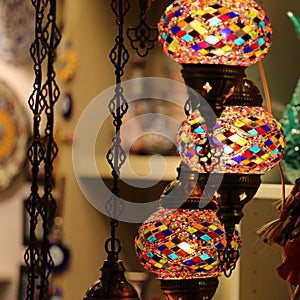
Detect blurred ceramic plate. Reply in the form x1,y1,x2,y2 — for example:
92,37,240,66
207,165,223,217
0,0,34,65
0,80,30,190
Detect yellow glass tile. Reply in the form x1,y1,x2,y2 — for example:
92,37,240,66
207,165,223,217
168,44,178,53
249,8,259,19
236,138,248,146
229,24,240,32
215,133,226,141
253,158,263,164
234,120,245,127
222,45,232,52
158,224,168,231
204,7,217,14
178,242,195,254
199,49,209,55
212,49,224,56
190,20,208,35
261,153,269,160
242,25,252,33
241,117,251,124
248,30,257,38
195,9,206,16
154,262,163,269
255,49,262,57
209,224,218,231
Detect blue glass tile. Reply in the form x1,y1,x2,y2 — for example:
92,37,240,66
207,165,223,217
234,37,245,46
158,244,167,251
215,228,223,235
265,139,273,146
227,12,238,18
200,234,212,241
196,145,203,152
216,243,224,250
248,128,258,136
184,259,194,266
162,32,168,41
163,229,172,236
148,235,157,243
232,155,245,163
257,37,265,46
244,46,253,53
147,252,154,258
200,253,210,260
195,127,205,134
208,16,222,26
220,27,232,36
250,144,261,153
171,25,181,34
192,44,201,51
182,34,193,42
262,125,270,132
168,253,179,260
259,20,266,28
174,10,182,17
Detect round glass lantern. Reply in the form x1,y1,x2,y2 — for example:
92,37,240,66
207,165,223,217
135,208,241,280
177,106,286,174
158,0,272,65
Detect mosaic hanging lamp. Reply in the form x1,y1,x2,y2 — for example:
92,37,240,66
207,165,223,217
134,1,285,297
135,166,242,300
155,0,285,243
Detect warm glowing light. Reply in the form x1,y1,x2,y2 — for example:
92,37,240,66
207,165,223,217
135,208,241,279
158,0,272,65
177,106,286,173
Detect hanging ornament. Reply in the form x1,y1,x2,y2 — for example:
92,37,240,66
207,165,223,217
257,178,300,299
0,80,30,190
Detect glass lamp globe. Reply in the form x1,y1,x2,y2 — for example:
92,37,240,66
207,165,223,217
177,105,286,174
158,0,272,66
135,208,241,280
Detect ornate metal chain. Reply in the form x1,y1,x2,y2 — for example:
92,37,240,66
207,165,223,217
127,0,158,57
24,0,61,298
105,0,130,258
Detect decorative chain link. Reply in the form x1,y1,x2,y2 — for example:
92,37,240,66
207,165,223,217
105,0,131,256
25,0,61,298
127,0,158,57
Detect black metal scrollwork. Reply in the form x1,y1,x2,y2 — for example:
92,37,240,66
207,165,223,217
105,0,131,257
127,0,158,57
25,0,61,299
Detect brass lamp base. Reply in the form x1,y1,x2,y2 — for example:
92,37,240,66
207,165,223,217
83,259,140,300
160,277,219,300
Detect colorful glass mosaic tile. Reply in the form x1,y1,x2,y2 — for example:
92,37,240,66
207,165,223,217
135,208,241,279
157,0,272,66
176,106,286,173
